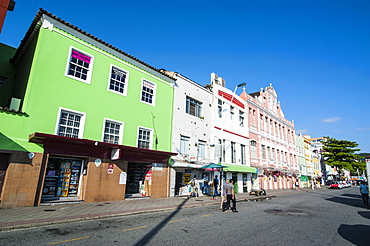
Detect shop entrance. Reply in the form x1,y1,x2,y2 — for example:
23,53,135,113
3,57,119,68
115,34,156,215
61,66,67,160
42,157,84,199
126,162,152,196
174,172,183,195
0,153,10,197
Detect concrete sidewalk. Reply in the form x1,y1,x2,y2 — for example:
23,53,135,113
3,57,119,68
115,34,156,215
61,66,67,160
0,188,316,231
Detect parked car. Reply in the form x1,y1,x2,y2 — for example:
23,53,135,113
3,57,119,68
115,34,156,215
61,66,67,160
330,181,343,189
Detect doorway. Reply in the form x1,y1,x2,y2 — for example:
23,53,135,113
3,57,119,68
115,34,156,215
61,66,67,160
0,154,10,198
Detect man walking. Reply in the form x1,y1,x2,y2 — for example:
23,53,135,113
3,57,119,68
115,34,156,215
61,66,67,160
359,181,369,206
222,179,237,212
220,179,229,209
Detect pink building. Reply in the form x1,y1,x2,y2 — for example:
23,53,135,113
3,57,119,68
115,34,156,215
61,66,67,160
240,84,298,190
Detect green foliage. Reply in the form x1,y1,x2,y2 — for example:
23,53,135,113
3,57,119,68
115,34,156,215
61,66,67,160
322,136,364,174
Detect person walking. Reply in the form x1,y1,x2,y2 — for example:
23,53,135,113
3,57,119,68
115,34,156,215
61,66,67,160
220,179,229,209
359,181,369,206
295,178,299,190
188,175,199,198
222,179,238,212
213,175,219,198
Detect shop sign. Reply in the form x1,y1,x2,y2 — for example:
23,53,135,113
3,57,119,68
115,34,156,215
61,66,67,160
119,172,127,184
94,159,102,168
111,148,120,160
107,163,114,174
152,163,163,171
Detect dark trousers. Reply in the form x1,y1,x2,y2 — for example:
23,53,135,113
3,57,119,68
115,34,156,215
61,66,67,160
223,194,236,211
361,193,369,205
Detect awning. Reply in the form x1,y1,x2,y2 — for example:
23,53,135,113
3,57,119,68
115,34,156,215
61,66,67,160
29,132,177,164
171,161,203,169
223,163,257,173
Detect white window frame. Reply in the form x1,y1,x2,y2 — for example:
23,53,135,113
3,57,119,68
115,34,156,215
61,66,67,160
55,107,86,139
197,140,206,158
140,79,156,106
101,118,124,145
241,144,246,165
180,135,190,155
65,47,94,84
137,126,153,149
250,141,257,158
231,141,236,163
107,64,129,96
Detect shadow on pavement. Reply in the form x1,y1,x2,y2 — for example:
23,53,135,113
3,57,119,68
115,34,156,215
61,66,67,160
341,193,362,199
133,198,189,246
338,224,370,246
358,211,370,220
325,196,365,209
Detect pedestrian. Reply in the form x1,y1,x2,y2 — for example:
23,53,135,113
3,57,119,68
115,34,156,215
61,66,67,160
222,179,238,212
188,175,198,198
213,175,219,198
359,181,369,206
220,179,229,209
295,178,299,190
203,176,209,195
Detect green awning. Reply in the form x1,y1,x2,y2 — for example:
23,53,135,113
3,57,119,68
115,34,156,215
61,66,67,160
222,164,257,173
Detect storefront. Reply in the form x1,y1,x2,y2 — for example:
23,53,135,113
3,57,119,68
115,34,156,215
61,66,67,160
222,164,256,194
42,157,84,200
27,132,177,206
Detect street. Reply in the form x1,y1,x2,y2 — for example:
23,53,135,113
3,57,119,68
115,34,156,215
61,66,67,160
0,187,369,246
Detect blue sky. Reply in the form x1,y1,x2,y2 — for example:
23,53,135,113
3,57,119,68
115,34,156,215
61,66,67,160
2,0,370,153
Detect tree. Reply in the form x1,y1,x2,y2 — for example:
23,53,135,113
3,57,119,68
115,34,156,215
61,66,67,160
322,137,363,174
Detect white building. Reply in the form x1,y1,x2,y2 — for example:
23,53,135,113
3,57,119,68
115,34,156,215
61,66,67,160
161,71,214,197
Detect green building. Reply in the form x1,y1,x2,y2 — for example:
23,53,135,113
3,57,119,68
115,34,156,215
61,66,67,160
0,9,176,208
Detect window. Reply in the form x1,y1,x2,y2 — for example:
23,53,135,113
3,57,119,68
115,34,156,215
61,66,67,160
103,119,123,144
109,66,128,95
0,76,6,86
261,145,266,159
137,127,152,149
66,48,93,83
218,100,223,118
198,140,206,158
230,106,234,120
231,142,236,163
216,139,223,162
241,144,246,164
180,135,190,155
239,111,244,127
141,80,156,105
57,109,85,138
186,96,202,117
250,140,257,158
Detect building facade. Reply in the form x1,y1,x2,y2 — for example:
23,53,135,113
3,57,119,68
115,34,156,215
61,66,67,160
240,84,298,190
0,9,176,208
210,73,256,194
162,71,214,197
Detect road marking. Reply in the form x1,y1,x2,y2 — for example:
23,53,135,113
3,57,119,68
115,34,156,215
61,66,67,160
49,236,90,245
199,214,213,217
122,226,148,232
168,219,186,223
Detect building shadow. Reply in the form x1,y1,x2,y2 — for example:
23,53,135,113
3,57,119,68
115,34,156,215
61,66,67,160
325,195,365,209
133,198,190,246
338,224,370,246
341,193,362,199
358,211,370,220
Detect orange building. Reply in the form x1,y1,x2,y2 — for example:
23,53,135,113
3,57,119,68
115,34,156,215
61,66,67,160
0,0,15,33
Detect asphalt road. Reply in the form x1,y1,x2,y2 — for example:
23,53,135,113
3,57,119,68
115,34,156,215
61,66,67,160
0,186,369,246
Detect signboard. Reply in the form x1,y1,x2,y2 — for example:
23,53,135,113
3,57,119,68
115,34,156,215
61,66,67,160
119,172,127,184
107,163,114,174
111,149,120,160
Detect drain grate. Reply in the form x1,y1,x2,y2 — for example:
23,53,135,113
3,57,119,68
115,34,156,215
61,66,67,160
43,209,56,212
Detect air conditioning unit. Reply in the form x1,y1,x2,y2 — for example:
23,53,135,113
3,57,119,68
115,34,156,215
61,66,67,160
9,97,21,111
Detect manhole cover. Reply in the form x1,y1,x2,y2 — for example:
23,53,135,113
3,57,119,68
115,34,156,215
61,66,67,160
264,209,308,216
